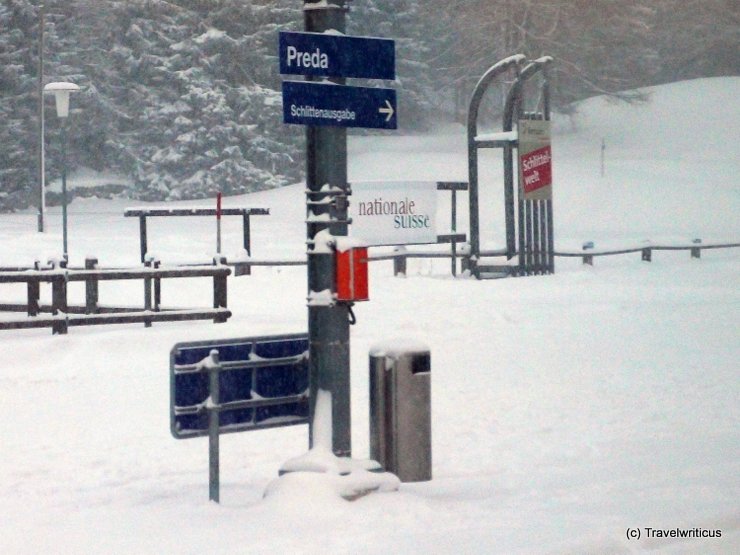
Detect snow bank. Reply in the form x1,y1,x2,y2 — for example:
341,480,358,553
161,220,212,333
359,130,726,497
0,77,738,554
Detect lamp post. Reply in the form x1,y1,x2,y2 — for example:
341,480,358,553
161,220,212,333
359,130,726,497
44,81,79,262
38,5,45,232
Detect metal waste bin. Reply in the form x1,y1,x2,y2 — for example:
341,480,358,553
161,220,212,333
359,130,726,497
369,341,431,482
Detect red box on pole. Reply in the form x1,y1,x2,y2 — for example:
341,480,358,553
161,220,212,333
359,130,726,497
336,247,369,302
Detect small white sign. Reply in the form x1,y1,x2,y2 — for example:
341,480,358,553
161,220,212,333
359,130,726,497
350,181,437,246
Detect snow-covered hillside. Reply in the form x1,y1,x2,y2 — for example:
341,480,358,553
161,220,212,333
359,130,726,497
0,78,738,554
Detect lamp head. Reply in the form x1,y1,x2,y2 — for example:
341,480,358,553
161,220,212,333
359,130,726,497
44,82,80,118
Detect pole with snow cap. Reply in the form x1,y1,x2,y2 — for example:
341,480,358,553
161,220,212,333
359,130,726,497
38,5,45,233
216,192,222,254
304,0,352,457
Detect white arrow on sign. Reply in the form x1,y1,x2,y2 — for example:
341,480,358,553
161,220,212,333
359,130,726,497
379,100,394,122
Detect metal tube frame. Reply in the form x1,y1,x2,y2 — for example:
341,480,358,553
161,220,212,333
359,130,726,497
467,55,526,278
505,59,553,277
466,57,553,278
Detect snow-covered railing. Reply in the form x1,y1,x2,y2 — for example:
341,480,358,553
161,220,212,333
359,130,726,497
365,238,738,276
470,240,740,275
556,240,740,266
224,242,469,278
124,206,269,275
0,256,230,334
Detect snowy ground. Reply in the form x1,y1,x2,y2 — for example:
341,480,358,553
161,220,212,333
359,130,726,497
0,78,738,554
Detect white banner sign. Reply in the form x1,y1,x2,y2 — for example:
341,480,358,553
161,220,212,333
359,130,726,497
349,181,438,246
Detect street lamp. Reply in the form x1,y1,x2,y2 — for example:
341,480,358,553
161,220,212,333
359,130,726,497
44,81,79,262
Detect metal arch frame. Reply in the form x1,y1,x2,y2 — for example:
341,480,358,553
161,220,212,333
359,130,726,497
506,58,554,276
466,55,554,278
467,54,526,277
467,54,554,279
505,57,553,262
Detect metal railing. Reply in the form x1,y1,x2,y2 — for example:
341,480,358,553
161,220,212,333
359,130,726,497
220,239,740,278
560,240,740,266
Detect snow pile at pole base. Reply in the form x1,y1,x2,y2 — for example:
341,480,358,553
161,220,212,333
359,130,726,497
265,467,399,504
271,390,400,501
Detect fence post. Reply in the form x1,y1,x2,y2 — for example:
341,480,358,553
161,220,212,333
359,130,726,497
642,248,652,262
691,239,702,259
450,188,457,277
582,241,594,266
153,258,161,311
85,257,99,314
451,240,458,277
237,213,252,276
51,272,68,335
27,277,40,316
213,256,228,323
144,257,153,328
461,255,470,275
33,259,49,318
393,246,407,277
138,215,148,264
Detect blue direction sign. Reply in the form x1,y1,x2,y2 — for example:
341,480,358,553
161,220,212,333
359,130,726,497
170,333,309,439
279,31,395,80
282,80,397,130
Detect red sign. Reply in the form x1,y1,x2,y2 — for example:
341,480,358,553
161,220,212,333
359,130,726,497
336,247,369,302
521,144,552,195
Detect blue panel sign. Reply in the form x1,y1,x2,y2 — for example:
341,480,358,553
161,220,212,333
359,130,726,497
279,31,395,80
170,333,309,439
282,81,397,130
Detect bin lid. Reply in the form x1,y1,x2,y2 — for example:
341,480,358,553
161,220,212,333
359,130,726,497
369,339,430,358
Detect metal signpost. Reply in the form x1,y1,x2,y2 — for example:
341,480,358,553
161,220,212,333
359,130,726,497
281,2,396,457
170,333,310,502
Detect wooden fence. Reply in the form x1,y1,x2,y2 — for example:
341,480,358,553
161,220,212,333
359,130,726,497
0,257,230,334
